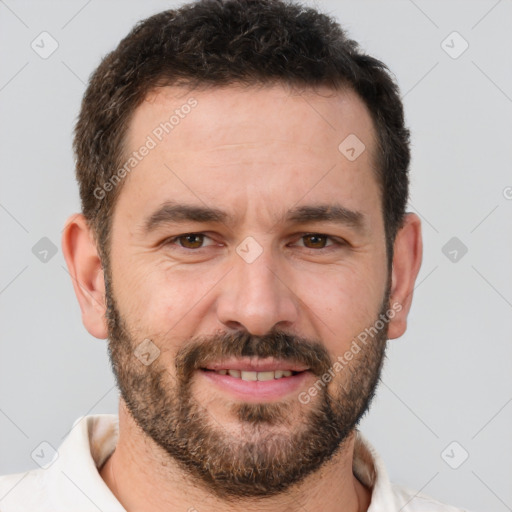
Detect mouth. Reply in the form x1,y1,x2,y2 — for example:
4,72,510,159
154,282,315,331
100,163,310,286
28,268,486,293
202,368,305,382
198,358,312,401
202,368,302,381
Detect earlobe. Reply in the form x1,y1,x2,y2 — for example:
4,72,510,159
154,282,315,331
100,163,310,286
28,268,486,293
387,213,423,340
61,214,108,339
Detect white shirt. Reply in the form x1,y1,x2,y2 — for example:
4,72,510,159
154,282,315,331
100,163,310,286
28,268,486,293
0,414,467,511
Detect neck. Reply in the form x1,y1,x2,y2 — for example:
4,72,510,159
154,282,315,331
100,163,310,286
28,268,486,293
100,401,371,512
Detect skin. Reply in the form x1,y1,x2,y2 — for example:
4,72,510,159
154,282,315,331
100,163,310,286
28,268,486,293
62,83,422,512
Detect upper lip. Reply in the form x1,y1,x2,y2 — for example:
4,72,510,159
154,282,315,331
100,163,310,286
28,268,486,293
201,358,309,372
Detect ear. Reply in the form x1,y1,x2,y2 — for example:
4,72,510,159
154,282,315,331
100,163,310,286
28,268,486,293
387,212,423,340
61,214,108,339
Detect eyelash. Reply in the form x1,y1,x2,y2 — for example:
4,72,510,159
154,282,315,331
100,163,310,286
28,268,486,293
164,233,346,251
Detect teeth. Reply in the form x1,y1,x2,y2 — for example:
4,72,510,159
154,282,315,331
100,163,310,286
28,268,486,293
257,371,275,381
214,369,296,380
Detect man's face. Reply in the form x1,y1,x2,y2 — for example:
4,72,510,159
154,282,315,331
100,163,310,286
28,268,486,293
105,84,390,498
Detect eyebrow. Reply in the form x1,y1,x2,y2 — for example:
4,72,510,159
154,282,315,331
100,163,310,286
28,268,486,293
285,204,365,232
142,201,366,234
143,202,228,234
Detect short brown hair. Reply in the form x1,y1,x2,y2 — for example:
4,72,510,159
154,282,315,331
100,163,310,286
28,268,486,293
74,0,410,269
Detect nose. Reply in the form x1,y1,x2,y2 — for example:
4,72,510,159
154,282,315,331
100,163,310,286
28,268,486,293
215,246,299,336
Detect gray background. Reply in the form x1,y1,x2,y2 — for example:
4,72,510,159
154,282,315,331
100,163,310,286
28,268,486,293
1,1,511,510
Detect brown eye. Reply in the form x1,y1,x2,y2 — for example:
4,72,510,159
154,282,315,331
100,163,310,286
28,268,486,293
177,234,205,249
302,234,330,249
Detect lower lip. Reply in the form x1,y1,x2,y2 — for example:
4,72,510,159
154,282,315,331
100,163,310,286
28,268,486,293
199,369,312,402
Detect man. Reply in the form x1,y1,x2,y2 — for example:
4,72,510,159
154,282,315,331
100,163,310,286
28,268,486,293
0,0,467,510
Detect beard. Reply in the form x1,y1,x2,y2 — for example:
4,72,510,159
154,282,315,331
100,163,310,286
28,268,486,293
104,268,390,500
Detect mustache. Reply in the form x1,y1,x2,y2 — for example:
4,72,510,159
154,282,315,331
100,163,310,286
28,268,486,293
175,329,333,382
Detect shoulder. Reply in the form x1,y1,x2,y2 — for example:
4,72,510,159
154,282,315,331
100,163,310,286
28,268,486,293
0,415,121,512
353,431,470,512
0,469,51,511
390,482,470,512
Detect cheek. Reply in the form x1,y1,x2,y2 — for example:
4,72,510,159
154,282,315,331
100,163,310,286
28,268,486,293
124,278,180,336
296,264,385,347
108,258,172,338
119,263,220,337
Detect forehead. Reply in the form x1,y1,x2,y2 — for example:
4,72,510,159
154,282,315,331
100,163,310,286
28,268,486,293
115,83,381,231
131,83,377,157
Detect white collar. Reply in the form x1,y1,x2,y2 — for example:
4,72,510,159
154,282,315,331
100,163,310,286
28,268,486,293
40,414,445,511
